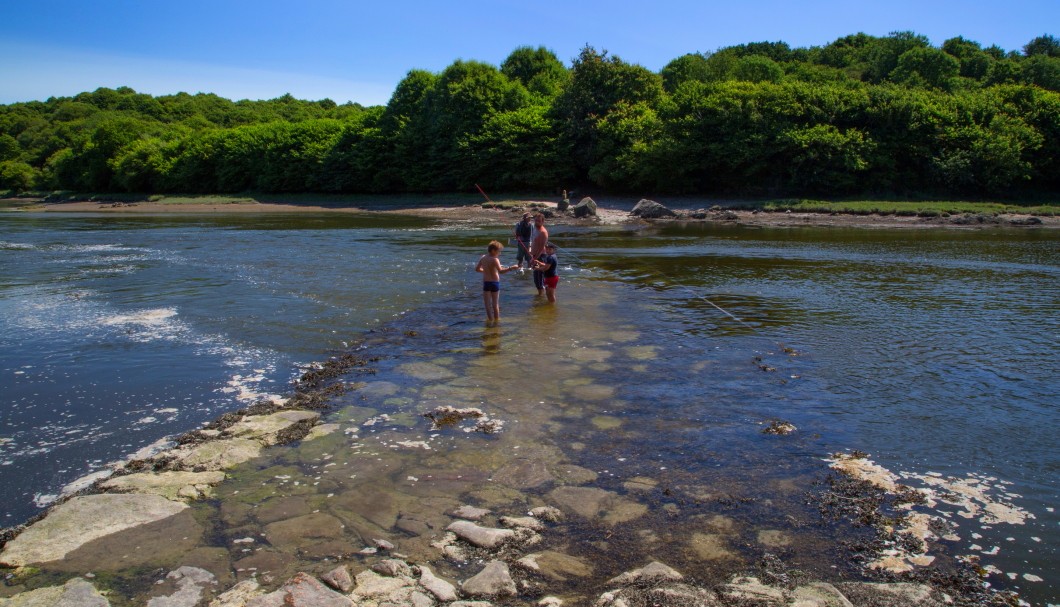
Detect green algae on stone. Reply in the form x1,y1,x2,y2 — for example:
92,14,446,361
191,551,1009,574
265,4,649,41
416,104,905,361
590,415,622,430
624,345,658,360
688,532,738,561
567,383,615,401
565,348,612,363
396,362,457,381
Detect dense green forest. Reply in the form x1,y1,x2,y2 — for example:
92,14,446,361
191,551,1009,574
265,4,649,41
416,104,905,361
2,32,1059,198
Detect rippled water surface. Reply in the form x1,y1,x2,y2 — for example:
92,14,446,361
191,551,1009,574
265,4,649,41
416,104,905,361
1,212,1057,604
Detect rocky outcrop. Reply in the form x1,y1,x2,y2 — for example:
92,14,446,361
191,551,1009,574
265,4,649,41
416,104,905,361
0,493,187,566
630,199,677,218
571,197,597,218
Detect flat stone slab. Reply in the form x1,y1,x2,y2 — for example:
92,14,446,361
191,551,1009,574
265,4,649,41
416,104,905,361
0,577,109,606
0,494,187,566
100,471,226,501
225,410,320,445
174,438,263,470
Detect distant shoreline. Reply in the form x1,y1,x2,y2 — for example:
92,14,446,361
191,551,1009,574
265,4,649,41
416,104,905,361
3,196,1058,229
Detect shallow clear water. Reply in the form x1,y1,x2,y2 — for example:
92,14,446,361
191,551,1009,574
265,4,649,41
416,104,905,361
1,212,1057,604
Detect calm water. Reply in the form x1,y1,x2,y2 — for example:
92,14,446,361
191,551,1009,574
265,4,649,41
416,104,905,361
1,212,1057,604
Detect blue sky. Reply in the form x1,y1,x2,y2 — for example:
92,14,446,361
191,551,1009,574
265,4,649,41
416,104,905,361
2,0,1057,106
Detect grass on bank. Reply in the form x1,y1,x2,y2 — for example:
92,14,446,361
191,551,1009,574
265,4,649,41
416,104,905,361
758,199,1059,216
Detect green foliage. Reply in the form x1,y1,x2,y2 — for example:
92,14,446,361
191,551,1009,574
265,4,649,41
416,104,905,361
1,33,1058,198
0,160,38,190
661,54,711,92
552,46,664,175
501,47,569,100
734,55,785,83
1023,35,1060,58
890,47,960,89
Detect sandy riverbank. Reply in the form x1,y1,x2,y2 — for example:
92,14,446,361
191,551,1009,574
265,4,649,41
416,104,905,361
7,197,1058,229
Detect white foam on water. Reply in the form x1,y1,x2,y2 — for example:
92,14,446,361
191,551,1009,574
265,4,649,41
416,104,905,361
33,493,58,508
0,240,36,250
101,308,179,327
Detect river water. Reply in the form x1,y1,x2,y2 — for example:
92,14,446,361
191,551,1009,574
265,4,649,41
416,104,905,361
0,211,1056,605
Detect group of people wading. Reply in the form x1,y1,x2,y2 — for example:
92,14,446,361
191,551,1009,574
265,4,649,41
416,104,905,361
475,211,559,324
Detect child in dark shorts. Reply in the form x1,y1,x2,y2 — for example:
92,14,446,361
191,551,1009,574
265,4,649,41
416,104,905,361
533,242,560,303
475,240,518,323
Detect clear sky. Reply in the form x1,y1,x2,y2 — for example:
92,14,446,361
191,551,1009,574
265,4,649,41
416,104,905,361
2,0,1057,107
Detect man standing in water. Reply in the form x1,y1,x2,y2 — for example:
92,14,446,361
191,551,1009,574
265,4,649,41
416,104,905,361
513,212,533,268
529,212,549,295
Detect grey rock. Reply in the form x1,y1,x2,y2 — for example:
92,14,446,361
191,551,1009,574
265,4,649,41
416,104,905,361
248,572,352,607
529,506,564,522
630,199,676,219
147,566,218,607
607,561,683,586
101,471,226,501
208,580,263,607
571,197,597,218
224,410,320,446
418,564,458,602
461,560,516,598
500,515,544,531
452,505,491,520
793,582,855,607
447,520,515,548
836,582,944,607
320,565,355,593
173,438,263,471
720,576,785,604
372,558,413,577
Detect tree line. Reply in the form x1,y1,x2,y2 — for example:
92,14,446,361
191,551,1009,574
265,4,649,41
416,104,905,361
2,32,1059,198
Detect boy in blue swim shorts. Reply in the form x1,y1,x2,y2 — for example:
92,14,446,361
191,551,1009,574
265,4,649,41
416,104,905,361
475,240,519,324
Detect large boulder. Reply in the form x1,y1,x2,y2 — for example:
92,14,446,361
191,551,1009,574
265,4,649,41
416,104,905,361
571,197,597,218
0,493,187,566
630,199,676,218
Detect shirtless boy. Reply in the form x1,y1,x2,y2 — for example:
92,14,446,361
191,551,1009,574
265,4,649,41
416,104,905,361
475,240,519,323
529,213,550,295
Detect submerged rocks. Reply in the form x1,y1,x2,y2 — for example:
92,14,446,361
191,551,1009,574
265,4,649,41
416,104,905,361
0,493,187,566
